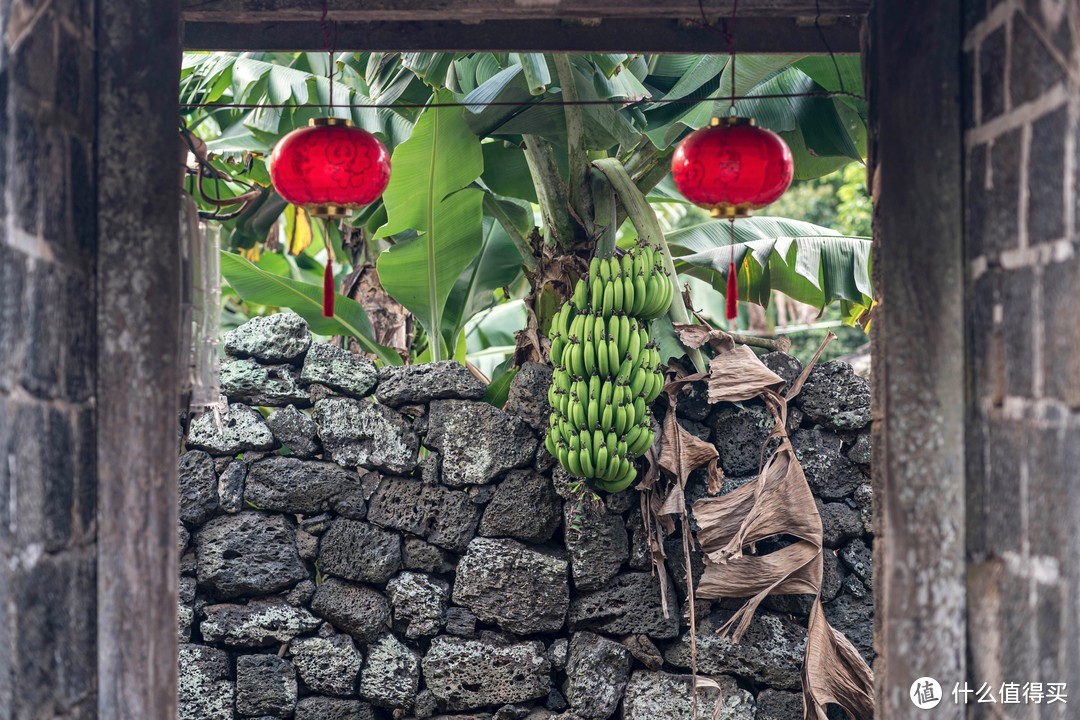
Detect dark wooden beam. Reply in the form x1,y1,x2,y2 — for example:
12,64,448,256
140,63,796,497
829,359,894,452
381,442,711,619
97,0,183,717
182,16,863,53
181,0,870,22
867,0,966,717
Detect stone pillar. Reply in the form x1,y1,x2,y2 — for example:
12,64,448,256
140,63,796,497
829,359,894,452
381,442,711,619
868,0,967,716
96,0,182,718
963,0,1080,714
0,0,99,717
1,0,181,716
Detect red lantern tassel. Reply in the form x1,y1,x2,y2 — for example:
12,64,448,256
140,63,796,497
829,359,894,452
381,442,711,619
726,261,738,320
322,261,335,318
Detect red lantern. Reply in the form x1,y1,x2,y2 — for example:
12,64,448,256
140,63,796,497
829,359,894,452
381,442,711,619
269,118,391,318
671,117,793,218
269,118,391,219
671,117,793,321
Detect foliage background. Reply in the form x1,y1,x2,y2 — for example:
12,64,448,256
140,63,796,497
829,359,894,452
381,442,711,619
180,51,872,372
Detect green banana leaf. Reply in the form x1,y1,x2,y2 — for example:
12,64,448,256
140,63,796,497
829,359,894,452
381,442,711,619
665,217,873,319
219,251,403,365
375,90,485,360
442,201,528,343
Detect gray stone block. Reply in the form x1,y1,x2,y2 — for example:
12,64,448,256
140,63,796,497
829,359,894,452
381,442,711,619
358,634,421,709
422,636,551,711
245,455,365,516
311,577,390,644
502,361,554,431
402,535,456,574
265,405,321,458
568,573,679,640
754,689,802,720
178,644,234,720
376,361,486,406
839,538,873,587
315,397,419,474
178,450,219,526
479,470,562,544
200,597,320,647
188,404,276,456
819,501,864,548
295,697,376,720
664,611,806,690
235,654,297,717
622,671,754,720
824,592,874,663
225,313,311,364
426,400,538,487
453,537,569,635
218,459,247,513
221,358,309,407
367,476,480,553
291,634,362,696
301,343,378,399
562,632,631,719
319,518,401,585
563,504,627,592
793,361,870,430
386,571,449,639
195,513,307,599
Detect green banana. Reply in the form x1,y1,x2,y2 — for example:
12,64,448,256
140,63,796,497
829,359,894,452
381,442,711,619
601,280,614,318
547,247,676,492
579,439,596,477
587,396,599,431
567,434,583,476
572,278,589,311
612,275,624,313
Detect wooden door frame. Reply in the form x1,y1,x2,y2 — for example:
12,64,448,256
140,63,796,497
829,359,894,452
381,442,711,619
97,1,966,715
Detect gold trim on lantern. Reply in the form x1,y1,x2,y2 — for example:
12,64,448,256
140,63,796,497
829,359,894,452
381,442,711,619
308,204,353,219
710,204,754,219
710,116,755,128
310,117,353,128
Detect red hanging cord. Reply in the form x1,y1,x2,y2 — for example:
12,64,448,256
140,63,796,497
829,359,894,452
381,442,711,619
726,219,738,321
322,218,336,318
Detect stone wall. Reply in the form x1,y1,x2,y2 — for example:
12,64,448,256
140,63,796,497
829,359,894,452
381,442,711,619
178,313,874,720
0,1,99,718
963,0,1080,703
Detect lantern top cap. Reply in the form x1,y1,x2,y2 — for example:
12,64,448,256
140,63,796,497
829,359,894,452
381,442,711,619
709,116,755,128
309,117,353,128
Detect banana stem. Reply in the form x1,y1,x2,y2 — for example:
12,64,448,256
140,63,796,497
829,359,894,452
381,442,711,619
590,171,617,258
591,157,706,373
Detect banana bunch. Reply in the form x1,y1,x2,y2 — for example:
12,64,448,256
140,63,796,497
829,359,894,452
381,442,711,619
544,244,672,493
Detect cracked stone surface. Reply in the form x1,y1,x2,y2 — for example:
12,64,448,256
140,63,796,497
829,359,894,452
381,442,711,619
376,361,487,406
358,634,421,709
423,636,551,711
301,343,379,399
195,513,307,599
200,597,320,647
224,313,311,364
452,538,569,635
314,397,419,474
426,400,538,487
188,404,276,456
